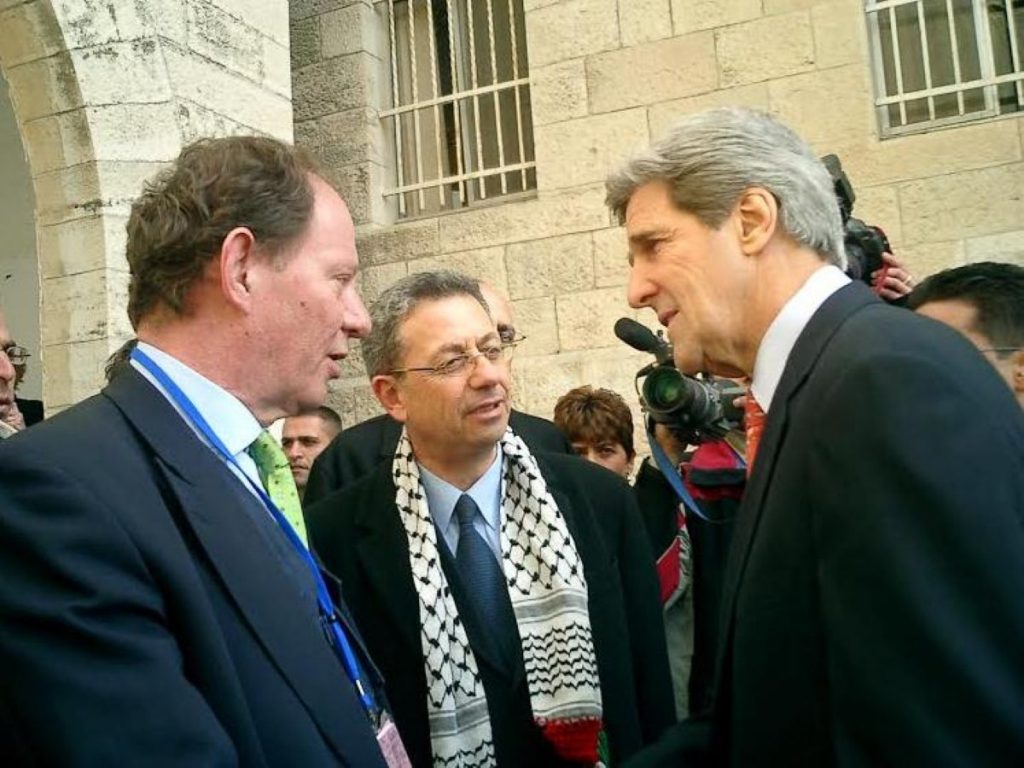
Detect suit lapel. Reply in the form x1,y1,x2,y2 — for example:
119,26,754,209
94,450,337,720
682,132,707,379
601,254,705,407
105,370,372,763
714,284,878,695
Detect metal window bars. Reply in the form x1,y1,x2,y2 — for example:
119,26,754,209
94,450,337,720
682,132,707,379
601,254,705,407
381,0,536,219
865,0,1024,137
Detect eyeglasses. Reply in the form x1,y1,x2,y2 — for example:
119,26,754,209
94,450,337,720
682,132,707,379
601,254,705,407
2,345,30,365
978,347,1021,356
497,325,525,345
386,341,520,377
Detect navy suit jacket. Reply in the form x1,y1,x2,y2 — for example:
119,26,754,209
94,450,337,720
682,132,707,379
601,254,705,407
0,369,388,767
629,282,1024,766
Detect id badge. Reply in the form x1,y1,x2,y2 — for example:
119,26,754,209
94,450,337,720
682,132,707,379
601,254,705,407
376,714,412,768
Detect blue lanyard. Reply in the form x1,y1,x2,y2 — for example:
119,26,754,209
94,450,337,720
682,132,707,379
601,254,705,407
647,427,741,524
131,348,379,720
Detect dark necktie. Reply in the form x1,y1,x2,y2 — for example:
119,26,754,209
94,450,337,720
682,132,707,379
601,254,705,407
454,494,514,641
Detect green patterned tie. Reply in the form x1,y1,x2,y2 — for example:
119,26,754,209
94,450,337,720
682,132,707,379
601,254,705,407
246,430,308,547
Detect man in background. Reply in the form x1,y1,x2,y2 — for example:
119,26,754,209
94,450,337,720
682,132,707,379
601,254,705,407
0,309,19,440
304,279,572,503
0,137,391,765
908,261,1024,408
282,405,342,501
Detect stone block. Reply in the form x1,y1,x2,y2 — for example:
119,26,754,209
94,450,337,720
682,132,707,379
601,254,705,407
291,0,365,23
511,296,559,356
763,0,818,14
440,184,608,252
580,345,652,405
19,107,92,176
530,58,588,127
356,218,440,266
671,0,761,33
620,0,673,46
323,160,389,226
526,0,619,68
716,11,815,88
648,83,770,139
556,286,641,351
290,15,321,69
175,99,259,143
847,183,901,250
768,64,873,147
186,0,264,83
5,53,82,123
326,377,384,427
534,108,649,191
34,161,163,226
37,214,129,279
411,246,508,295
292,51,378,121
307,107,383,168
359,260,408,306
899,163,1024,244
42,337,110,408
828,119,1023,188
506,232,594,299
73,39,173,105
40,269,114,346
0,1,64,67
510,351,588,418
336,337,368,380
262,37,293,100
321,2,374,59
593,227,628,287
965,229,1024,267
206,0,290,45
895,240,966,280
86,103,183,162
586,33,717,114
812,0,866,69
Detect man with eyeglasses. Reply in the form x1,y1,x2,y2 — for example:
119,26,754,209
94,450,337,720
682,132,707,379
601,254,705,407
306,270,674,767
0,310,20,439
908,261,1024,408
303,279,572,504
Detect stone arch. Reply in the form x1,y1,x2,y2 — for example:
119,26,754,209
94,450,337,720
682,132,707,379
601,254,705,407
0,0,293,411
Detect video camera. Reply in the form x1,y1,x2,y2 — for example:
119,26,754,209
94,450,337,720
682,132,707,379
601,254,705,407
614,318,744,445
821,154,892,285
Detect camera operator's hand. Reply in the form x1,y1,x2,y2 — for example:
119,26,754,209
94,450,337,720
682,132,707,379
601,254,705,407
872,251,915,301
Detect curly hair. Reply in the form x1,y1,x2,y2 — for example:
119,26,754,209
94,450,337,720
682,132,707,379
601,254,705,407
125,136,319,327
553,385,635,459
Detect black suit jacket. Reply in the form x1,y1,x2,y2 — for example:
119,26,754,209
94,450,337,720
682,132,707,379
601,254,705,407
304,410,572,504
0,369,387,767
632,282,1024,766
307,452,675,767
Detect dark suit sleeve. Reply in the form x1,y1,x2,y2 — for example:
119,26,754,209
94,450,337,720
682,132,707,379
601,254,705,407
809,351,1024,762
304,439,342,505
0,449,238,765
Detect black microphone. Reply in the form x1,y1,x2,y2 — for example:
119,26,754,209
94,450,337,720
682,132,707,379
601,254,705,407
614,317,662,353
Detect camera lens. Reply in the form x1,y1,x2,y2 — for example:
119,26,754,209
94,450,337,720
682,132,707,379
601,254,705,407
644,367,690,412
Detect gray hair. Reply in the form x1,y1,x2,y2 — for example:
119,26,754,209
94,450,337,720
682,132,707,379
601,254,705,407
361,269,489,376
605,107,846,268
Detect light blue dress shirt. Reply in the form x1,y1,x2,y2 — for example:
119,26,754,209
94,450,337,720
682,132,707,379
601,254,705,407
419,447,504,562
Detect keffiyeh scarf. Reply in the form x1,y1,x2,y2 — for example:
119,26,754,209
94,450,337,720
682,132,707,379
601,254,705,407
392,428,605,767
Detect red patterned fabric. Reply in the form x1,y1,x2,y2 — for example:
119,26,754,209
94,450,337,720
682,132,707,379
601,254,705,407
744,393,766,476
540,717,603,764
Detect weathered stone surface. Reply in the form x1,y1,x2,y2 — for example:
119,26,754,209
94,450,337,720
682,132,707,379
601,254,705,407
291,0,365,23
37,214,129,279
848,183,901,251
812,0,865,69
511,296,559,356
411,246,509,295
186,0,264,84
586,33,717,114
530,58,588,127
206,0,290,45
262,36,292,99
292,51,377,121
510,351,588,419
648,83,770,138
0,1,64,67
716,11,815,88
359,260,408,306
321,2,374,59
325,377,384,428
671,0,761,33
526,0,619,68
769,64,873,147
86,102,182,162
322,160,388,225
336,338,368,380
19,107,93,175
303,107,382,168
40,269,121,346
593,227,628,287
34,160,164,226
894,240,966,280
620,0,673,46
72,39,173,105
356,218,440,266
43,338,111,411
556,286,641,351
899,163,1024,244
439,184,607,252
5,53,83,122
763,0,818,14
290,15,320,69
175,99,259,143
534,108,648,191
506,232,594,300
965,229,1024,267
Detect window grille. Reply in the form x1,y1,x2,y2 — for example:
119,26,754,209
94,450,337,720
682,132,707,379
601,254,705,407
381,0,536,219
865,0,1024,136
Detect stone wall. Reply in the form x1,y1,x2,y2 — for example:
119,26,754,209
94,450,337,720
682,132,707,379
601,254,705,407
0,0,293,411
297,0,1024,438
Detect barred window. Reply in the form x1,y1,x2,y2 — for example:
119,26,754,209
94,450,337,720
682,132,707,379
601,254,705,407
381,0,536,219
865,0,1024,137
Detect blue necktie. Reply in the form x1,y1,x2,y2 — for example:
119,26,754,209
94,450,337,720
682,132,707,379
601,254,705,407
454,494,510,633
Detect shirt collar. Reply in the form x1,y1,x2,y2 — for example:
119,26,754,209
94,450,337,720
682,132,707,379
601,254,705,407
419,446,504,534
751,265,850,413
131,341,263,459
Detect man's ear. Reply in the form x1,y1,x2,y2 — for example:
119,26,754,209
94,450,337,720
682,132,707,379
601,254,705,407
372,375,407,423
220,227,259,311
1012,349,1024,397
734,187,778,256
